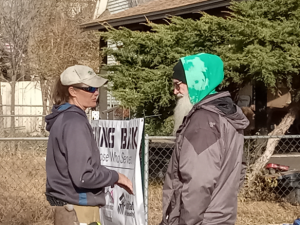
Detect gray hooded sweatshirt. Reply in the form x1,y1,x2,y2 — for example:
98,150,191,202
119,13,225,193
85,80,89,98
45,103,119,206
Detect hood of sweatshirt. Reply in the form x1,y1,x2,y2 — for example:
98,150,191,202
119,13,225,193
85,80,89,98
45,103,87,132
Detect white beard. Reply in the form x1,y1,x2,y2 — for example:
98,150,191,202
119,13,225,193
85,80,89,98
172,94,193,135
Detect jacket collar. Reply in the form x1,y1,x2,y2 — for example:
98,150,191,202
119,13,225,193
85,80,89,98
176,92,231,135
194,91,231,109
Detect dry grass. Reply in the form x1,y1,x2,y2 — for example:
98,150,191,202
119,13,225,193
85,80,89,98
0,143,299,225
149,183,300,225
0,142,53,225
237,201,300,225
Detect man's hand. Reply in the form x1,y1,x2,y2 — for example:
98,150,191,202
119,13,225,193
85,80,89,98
114,173,134,195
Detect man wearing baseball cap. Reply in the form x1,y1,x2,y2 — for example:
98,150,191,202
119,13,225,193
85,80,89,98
45,65,133,225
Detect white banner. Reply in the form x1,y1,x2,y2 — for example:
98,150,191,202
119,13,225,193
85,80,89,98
91,118,145,225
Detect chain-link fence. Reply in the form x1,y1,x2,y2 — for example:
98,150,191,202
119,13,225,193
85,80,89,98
144,135,300,225
0,139,52,225
2,135,300,224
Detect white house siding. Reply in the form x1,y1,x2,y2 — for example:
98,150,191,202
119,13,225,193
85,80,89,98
107,0,130,14
0,81,44,134
106,41,120,108
106,0,132,108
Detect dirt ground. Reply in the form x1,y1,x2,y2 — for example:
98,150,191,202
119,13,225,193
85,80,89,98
0,147,299,225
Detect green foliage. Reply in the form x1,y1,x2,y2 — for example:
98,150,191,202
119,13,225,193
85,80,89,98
145,115,175,136
100,0,300,135
217,0,300,92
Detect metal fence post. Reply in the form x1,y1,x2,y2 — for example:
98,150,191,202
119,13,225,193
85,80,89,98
144,134,149,225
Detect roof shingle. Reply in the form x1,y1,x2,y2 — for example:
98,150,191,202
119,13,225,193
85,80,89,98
97,0,209,22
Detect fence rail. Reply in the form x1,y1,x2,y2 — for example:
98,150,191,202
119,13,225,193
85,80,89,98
0,105,50,107
1,135,300,224
0,115,47,117
0,137,48,141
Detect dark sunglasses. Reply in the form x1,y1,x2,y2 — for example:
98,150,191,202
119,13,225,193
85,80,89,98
73,86,98,93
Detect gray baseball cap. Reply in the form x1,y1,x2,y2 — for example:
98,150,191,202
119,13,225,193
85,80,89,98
60,65,108,87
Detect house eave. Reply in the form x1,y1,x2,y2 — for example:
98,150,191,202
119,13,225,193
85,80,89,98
80,0,231,31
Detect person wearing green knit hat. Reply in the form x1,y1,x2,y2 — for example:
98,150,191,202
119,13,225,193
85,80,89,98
161,53,249,225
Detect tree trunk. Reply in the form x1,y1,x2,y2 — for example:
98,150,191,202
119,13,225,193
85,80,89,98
9,73,17,151
40,76,50,136
248,106,298,185
0,81,4,150
10,75,16,138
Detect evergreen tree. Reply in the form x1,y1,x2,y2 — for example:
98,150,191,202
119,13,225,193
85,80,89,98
100,0,300,135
